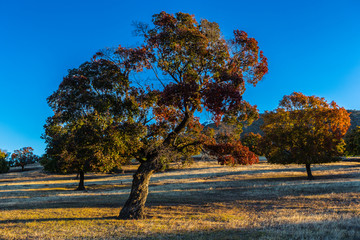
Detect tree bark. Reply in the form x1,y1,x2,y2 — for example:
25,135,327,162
305,163,314,180
76,170,86,190
118,160,157,219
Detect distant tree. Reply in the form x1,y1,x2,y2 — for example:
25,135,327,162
261,92,350,180
10,147,38,171
45,11,268,219
0,149,10,173
241,132,263,156
344,126,360,156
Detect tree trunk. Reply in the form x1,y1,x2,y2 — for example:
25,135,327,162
21,165,24,172
305,163,314,180
118,160,158,219
76,170,86,190
118,109,193,219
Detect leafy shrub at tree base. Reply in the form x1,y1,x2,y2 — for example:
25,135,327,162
205,141,259,166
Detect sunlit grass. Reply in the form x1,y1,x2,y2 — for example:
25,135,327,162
1,160,360,239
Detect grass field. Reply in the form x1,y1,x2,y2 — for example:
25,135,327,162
1,158,360,239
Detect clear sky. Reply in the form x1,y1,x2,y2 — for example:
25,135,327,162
1,0,360,155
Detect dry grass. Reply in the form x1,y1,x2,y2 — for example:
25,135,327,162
1,159,360,239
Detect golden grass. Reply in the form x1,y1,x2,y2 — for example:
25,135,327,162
1,160,360,239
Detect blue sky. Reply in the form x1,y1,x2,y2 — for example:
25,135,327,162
1,0,360,155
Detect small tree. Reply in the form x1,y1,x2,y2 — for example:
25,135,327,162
0,149,10,173
10,147,38,171
344,126,360,156
261,92,350,180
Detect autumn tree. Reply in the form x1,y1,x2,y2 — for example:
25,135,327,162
344,126,360,156
10,147,38,171
261,92,350,180
0,149,9,173
45,11,268,219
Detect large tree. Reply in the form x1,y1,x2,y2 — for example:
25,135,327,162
116,12,267,219
261,92,350,180
45,11,268,219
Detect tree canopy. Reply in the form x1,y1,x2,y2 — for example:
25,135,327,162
261,92,350,180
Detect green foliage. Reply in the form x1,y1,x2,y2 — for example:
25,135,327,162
39,155,60,173
344,126,360,156
0,149,9,173
241,132,263,156
44,59,148,175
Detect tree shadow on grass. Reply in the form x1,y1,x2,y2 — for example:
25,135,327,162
1,161,360,212
3,171,359,212
139,218,360,240
0,216,117,224
3,217,359,240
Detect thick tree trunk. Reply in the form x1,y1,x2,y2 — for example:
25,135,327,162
118,160,157,219
76,170,86,190
305,163,314,180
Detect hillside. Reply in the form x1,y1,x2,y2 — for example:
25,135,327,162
204,110,360,136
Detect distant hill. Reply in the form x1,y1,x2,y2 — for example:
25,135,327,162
348,110,360,132
204,110,360,136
